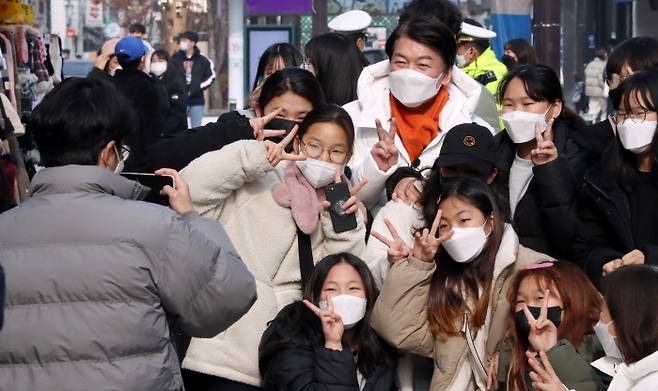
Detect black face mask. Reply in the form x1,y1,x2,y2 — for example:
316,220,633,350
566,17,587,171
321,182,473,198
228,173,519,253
514,305,562,339
265,117,302,135
264,117,302,152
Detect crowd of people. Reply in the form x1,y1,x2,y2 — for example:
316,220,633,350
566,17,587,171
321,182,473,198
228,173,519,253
0,0,657,390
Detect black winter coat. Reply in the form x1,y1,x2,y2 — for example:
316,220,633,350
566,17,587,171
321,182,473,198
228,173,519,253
574,163,658,287
112,69,170,171
171,48,214,105
259,302,397,391
495,121,586,259
144,111,254,172
154,68,188,137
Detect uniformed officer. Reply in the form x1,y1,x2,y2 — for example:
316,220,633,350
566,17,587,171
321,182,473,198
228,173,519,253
456,18,507,96
328,9,372,51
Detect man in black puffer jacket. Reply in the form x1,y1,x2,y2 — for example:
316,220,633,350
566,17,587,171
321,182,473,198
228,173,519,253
171,31,215,128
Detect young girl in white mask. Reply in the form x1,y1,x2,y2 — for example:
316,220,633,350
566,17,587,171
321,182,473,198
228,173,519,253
343,15,495,209
149,49,188,136
179,104,367,390
528,265,658,391
259,253,397,390
496,63,586,261
575,70,658,288
371,176,551,391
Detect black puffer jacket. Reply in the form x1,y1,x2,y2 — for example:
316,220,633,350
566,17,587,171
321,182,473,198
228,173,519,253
259,301,397,391
145,111,254,172
495,121,587,259
574,163,658,287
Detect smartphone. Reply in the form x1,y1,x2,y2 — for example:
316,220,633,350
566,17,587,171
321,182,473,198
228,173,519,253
324,182,357,233
121,173,175,206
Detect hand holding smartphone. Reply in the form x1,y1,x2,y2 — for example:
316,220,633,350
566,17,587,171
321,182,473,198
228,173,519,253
121,173,175,206
324,182,357,233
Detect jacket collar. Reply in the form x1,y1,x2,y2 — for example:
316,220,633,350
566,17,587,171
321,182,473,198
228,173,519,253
464,47,499,72
612,350,658,389
31,165,150,201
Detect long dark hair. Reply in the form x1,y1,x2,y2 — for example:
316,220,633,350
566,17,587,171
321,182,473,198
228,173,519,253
498,63,585,132
252,43,303,91
303,253,394,376
305,33,366,106
603,265,658,364
604,70,658,191
257,68,326,112
297,103,355,152
504,39,536,66
423,177,504,336
385,15,456,69
506,262,601,391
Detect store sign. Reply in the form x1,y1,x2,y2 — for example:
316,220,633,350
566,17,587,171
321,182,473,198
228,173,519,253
247,0,312,14
66,27,77,38
85,1,104,28
0,0,33,25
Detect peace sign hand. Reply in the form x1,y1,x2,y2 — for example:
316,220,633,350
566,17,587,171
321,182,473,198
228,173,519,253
531,117,559,166
372,218,412,264
523,290,558,353
527,351,567,391
249,107,287,141
370,118,399,172
264,125,306,167
321,168,369,221
412,210,453,263
303,298,344,351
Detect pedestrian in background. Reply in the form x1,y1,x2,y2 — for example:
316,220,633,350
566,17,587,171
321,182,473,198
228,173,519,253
585,47,608,124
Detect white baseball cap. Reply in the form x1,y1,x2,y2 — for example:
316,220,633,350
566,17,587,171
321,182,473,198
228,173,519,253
328,10,372,34
459,21,497,41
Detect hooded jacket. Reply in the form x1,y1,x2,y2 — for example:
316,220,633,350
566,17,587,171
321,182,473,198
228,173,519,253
0,165,257,391
343,60,495,208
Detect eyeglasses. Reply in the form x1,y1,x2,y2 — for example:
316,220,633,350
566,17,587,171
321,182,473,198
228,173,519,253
300,140,348,164
613,109,653,124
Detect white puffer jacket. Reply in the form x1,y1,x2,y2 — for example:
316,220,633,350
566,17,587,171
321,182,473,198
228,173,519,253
343,60,494,209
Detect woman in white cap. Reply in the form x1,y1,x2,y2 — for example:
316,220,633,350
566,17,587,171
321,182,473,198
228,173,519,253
343,14,494,211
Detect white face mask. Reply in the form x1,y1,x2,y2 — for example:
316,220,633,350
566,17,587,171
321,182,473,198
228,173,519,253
319,294,367,329
455,54,468,68
296,158,341,188
180,42,191,52
442,221,490,263
108,65,122,77
113,145,125,174
594,320,623,360
150,62,167,77
502,105,552,144
617,120,657,154
389,68,443,108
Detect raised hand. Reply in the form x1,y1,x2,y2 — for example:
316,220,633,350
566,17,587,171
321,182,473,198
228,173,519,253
392,177,422,206
303,298,344,351
249,107,287,141
370,118,399,172
264,125,305,167
372,218,412,264
523,290,558,353
527,351,567,391
322,167,368,220
486,352,500,391
156,168,193,215
531,117,558,166
412,209,453,262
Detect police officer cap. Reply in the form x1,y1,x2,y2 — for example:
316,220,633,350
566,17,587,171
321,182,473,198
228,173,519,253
458,18,497,42
328,10,372,34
